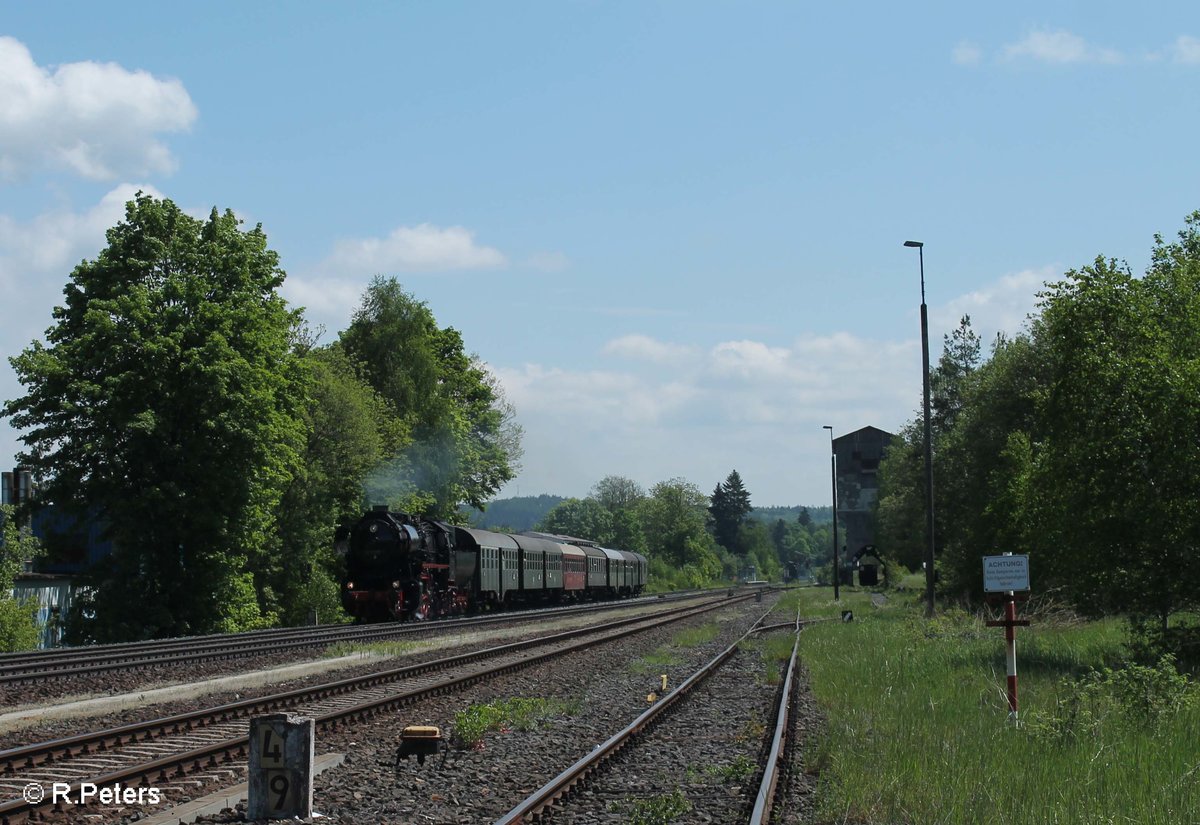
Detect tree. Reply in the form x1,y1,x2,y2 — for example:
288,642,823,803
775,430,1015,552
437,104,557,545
537,497,614,544
4,194,305,640
709,470,752,553
590,476,645,513
931,315,982,436
1027,235,1200,628
640,478,721,582
0,504,41,651
340,277,522,519
269,344,394,625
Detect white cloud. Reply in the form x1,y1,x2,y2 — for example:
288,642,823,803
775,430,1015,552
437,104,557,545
710,340,793,381
0,184,168,469
279,277,367,321
285,222,510,337
491,270,1048,504
931,265,1051,347
603,334,694,365
0,36,196,182
952,41,983,66
1171,35,1200,64
491,327,922,503
494,364,698,427
321,223,506,276
1002,30,1123,65
0,183,163,294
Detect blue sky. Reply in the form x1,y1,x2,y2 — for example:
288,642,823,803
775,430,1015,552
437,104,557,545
2,3,1198,506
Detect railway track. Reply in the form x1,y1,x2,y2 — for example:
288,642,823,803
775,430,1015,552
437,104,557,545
0,590,716,689
0,592,754,824
493,605,808,824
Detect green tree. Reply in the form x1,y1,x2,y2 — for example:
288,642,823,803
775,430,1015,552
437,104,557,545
640,478,722,584
590,475,646,512
4,195,304,640
340,277,522,519
0,504,41,651
1028,232,1200,628
933,333,1043,599
738,520,782,581
709,470,752,554
931,315,982,435
611,507,649,556
537,497,615,544
270,344,394,625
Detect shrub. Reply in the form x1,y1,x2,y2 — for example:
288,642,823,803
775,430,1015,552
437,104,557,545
0,597,39,652
1028,654,1194,742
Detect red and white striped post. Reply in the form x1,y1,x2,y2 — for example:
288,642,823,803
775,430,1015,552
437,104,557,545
1003,589,1019,721
984,552,1031,725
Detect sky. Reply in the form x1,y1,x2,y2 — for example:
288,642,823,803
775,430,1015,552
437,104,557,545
1,2,1199,508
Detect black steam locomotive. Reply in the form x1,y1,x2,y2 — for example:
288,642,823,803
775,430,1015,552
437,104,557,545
337,506,649,622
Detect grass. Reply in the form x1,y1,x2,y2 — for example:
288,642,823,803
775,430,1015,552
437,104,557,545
322,640,423,658
796,585,1200,824
451,696,580,748
629,622,720,675
611,790,692,825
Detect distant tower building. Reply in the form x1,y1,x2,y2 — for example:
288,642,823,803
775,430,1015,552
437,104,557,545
832,427,895,560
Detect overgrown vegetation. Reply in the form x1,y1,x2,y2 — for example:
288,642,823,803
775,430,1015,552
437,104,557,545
630,623,721,675
610,790,692,825
0,503,41,651
798,585,1200,824
710,754,756,783
878,211,1200,662
322,640,423,659
450,696,578,748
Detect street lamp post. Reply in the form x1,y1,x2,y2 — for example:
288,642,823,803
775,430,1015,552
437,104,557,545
822,425,839,601
903,240,936,618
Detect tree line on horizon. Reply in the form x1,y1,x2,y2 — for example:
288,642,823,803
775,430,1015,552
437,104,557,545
496,471,835,589
876,211,1200,662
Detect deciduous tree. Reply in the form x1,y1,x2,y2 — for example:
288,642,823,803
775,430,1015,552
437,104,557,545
4,195,305,640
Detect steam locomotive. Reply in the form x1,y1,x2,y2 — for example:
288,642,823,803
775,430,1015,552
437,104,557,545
337,506,649,622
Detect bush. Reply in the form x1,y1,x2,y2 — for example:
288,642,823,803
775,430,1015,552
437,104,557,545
1028,655,1194,742
0,597,40,652
1127,618,1200,670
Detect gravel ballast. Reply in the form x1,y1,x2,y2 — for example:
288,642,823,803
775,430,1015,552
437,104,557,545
25,596,826,824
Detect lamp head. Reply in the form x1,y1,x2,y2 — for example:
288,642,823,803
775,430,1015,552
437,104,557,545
903,240,923,248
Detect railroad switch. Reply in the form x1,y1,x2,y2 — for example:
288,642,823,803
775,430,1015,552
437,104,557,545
396,725,442,766
646,674,668,703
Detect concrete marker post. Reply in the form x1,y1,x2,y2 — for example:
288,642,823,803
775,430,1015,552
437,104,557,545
248,713,314,820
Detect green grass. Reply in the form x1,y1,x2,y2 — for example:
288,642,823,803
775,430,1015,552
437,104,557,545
451,696,580,747
322,639,422,658
629,623,720,675
611,790,692,825
798,592,1200,824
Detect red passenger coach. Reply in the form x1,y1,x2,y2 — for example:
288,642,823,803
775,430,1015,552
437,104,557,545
560,543,587,593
